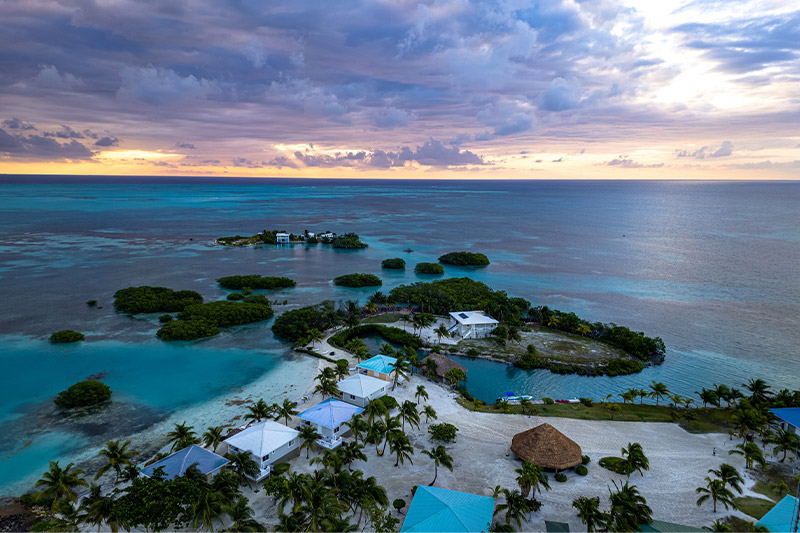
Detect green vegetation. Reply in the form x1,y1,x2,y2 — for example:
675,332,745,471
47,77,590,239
54,380,112,408
576,465,588,476
158,314,173,323
734,496,774,519
329,324,423,350
49,330,85,343
381,258,406,269
156,317,220,341
438,251,490,266
86,300,97,306
177,301,273,328
599,457,629,475
361,313,405,324
554,473,568,482
272,302,343,343
217,275,296,290
514,349,645,376
113,286,203,314
333,273,382,287
428,423,459,442
414,262,445,274
330,232,368,249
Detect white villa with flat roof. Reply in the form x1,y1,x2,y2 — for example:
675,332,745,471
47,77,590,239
275,232,291,243
448,310,499,339
297,398,364,449
223,420,300,480
337,373,388,407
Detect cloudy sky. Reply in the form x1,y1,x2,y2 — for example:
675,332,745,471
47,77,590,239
1,0,798,179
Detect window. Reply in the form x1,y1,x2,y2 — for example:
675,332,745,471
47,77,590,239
289,439,294,447
262,454,269,461
334,426,340,433
349,394,355,399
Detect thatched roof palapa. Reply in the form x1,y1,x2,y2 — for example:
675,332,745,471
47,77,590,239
425,352,467,379
510,423,582,471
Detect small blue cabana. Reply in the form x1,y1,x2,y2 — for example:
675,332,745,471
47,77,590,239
400,485,495,533
756,495,799,532
140,444,228,480
771,408,800,431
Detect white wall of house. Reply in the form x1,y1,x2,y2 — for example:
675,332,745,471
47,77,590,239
340,385,387,408
227,437,299,479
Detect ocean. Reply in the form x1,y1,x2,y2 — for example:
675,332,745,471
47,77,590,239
0,176,798,496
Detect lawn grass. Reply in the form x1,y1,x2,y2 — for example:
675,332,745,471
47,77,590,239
361,313,405,324
734,496,775,519
455,398,737,434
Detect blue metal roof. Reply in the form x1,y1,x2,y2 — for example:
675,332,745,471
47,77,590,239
756,495,799,532
297,398,364,429
357,354,396,375
141,444,229,480
771,408,800,429
401,486,495,533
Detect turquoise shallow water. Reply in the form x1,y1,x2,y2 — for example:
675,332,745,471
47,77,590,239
0,177,798,495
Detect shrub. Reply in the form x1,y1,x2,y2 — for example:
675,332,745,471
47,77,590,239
582,455,591,465
554,473,568,482
428,423,459,442
438,251,490,266
86,300,97,306
114,286,203,314
388,277,530,318
272,303,340,343
178,300,273,328
217,275,296,290
542,397,554,405
598,456,629,475
328,324,422,349
414,262,445,274
158,314,173,323
576,465,588,476
54,380,112,408
393,499,406,513
330,233,368,249
378,395,398,410
226,293,245,301
580,398,594,407
382,258,406,269
49,330,85,343
157,317,220,341
466,348,479,357
334,273,382,287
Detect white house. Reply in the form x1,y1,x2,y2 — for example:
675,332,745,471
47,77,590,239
223,420,300,480
337,373,388,407
318,232,336,239
297,398,364,449
448,310,499,339
275,232,291,243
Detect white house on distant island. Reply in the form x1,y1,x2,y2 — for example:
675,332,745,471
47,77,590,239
297,398,364,449
275,232,291,243
318,232,336,239
223,420,300,480
448,311,499,339
337,373,388,407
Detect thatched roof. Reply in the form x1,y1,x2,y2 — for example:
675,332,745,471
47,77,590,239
425,352,467,379
510,423,582,470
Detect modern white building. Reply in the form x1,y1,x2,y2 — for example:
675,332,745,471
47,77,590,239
448,311,499,339
223,420,300,480
275,232,291,243
337,373,388,407
297,398,364,449
318,232,336,239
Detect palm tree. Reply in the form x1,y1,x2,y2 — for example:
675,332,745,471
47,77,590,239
422,405,438,424
422,445,454,486
697,388,720,408
167,421,199,451
314,378,340,399
392,356,411,391
334,362,350,382
706,518,733,532
389,433,415,467
381,415,403,455
415,385,429,404
712,383,732,407
345,413,369,445
274,398,299,426
244,400,273,426
729,442,766,470
223,497,261,532
621,442,649,477
434,324,450,343
399,400,420,432
367,418,387,455
519,398,533,415
607,480,652,532
33,461,88,511
696,477,736,513
81,484,119,532
708,463,744,494
766,427,800,462
620,390,636,404
515,462,550,499
493,488,531,529
339,441,368,471
744,378,772,405
401,314,411,332
192,489,226,531
299,424,322,459
648,381,669,406
224,450,259,486
444,367,467,389
364,399,388,425
308,328,324,349
636,389,649,405
572,496,605,533
95,439,138,484
202,426,225,453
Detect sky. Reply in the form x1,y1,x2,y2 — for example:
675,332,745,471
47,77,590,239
0,0,798,179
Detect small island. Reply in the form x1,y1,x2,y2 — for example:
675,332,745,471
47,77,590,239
334,273,382,287
54,380,112,408
381,257,406,269
216,229,368,248
414,262,445,274
217,275,296,290
113,286,203,314
49,330,85,343
438,251,490,266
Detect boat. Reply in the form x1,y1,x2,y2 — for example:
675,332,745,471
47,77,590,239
403,248,413,253
496,394,534,404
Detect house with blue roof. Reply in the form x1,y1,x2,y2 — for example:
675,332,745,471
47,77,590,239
140,444,229,480
756,495,799,532
771,408,800,435
297,398,364,449
357,354,397,382
400,485,495,533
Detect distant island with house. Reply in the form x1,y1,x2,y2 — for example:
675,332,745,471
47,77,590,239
216,229,368,249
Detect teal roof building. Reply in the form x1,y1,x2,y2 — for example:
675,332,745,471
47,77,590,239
401,486,495,533
357,355,397,377
756,495,799,532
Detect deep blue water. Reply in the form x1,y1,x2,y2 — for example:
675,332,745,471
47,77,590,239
1,176,799,495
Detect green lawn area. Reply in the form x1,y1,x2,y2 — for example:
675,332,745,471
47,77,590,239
456,399,737,434
734,496,775,519
361,313,405,324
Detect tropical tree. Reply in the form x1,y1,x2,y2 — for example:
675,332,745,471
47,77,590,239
493,488,532,529
607,404,622,420
202,426,225,454
712,384,732,407
421,406,438,426
415,385,429,405
334,360,350,382
636,389,649,405
381,415,403,455
507,327,523,345
519,398,533,415
366,417,387,456
744,378,772,405
275,398,299,426
81,483,119,532
766,427,800,462
422,445,454,486
95,439,139,484
729,442,766,470
392,356,411,391
515,462,550,499
244,400,273,426
434,324,450,343
621,442,649,477
607,480,652,531
706,519,733,532
299,424,323,459
224,450,259,486
708,463,744,494
389,433,415,467
399,400,421,432
648,381,669,406
572,496,605,533
314,378,340,399
345,414,369,445
192,488,226,531
696,477,736,513
33,461,88,511
444,367,467,389
308,328,324,348
167,421,199,451
697,388,720,408
339,441,368,471
620,390,636,405
223,497,261,532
